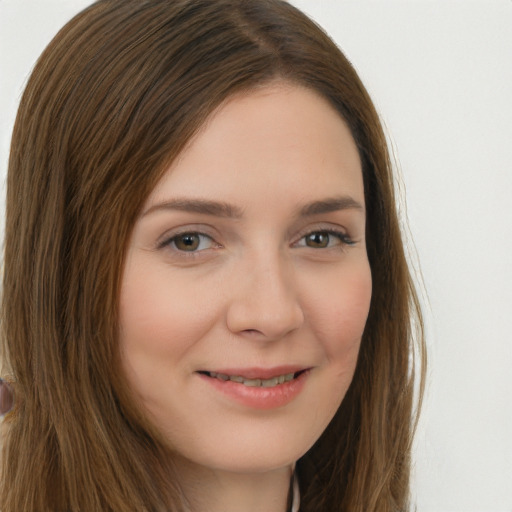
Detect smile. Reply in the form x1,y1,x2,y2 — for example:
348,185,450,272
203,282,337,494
201,370,306,387
197,367,311,409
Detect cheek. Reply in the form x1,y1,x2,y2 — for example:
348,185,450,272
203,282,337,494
294,263,371,446
118,256,220,383
309,262,372,369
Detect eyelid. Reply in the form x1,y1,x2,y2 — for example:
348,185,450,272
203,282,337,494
153,223,357,258
292,225,356,248
156,226,221,253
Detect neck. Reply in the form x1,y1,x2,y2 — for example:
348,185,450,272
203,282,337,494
176,458,294,512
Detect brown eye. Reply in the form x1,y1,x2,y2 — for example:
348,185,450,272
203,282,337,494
161,232,217,254
305,232,331,248
296,230,353,250
173,233,202,251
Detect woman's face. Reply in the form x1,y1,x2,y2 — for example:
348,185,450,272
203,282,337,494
119,83,372,474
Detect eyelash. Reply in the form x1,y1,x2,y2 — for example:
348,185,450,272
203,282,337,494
158,228,355,257
158,231,218,254
294,228,355,249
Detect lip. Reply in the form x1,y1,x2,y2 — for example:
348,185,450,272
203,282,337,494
197,366,311,410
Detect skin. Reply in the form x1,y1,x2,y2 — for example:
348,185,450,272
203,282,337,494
119,82,372,512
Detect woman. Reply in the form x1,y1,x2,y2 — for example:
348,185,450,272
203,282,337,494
0,0,425,510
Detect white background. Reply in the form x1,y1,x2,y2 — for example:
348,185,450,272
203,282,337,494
1,1,511,511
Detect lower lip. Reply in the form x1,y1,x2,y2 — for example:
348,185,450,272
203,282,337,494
198,371,309,410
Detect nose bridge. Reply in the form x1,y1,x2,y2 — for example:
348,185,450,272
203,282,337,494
226,246,304,340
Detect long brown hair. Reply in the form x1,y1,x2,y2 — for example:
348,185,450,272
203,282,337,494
1,1,425,510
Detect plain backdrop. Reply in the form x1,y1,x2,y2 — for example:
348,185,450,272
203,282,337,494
1,1,511,511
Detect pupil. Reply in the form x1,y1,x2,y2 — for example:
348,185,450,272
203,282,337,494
177,234,199,251
308,232,328,248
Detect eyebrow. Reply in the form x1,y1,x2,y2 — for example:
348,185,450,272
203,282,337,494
298,196,364,216
142,198,244,218
142,195,363,219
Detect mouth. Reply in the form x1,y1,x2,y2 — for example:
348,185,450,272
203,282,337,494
197,369,309,388
196,366,311,409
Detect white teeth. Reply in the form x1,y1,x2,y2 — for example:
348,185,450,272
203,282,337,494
207,371,299,387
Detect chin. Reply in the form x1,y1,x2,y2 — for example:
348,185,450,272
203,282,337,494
166,414,327,476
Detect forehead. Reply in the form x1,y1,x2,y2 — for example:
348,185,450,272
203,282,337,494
146,82,364,210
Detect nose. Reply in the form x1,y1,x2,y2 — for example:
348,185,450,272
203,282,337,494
225,254,305,341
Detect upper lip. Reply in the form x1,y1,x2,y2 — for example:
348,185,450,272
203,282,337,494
198,365,310,379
